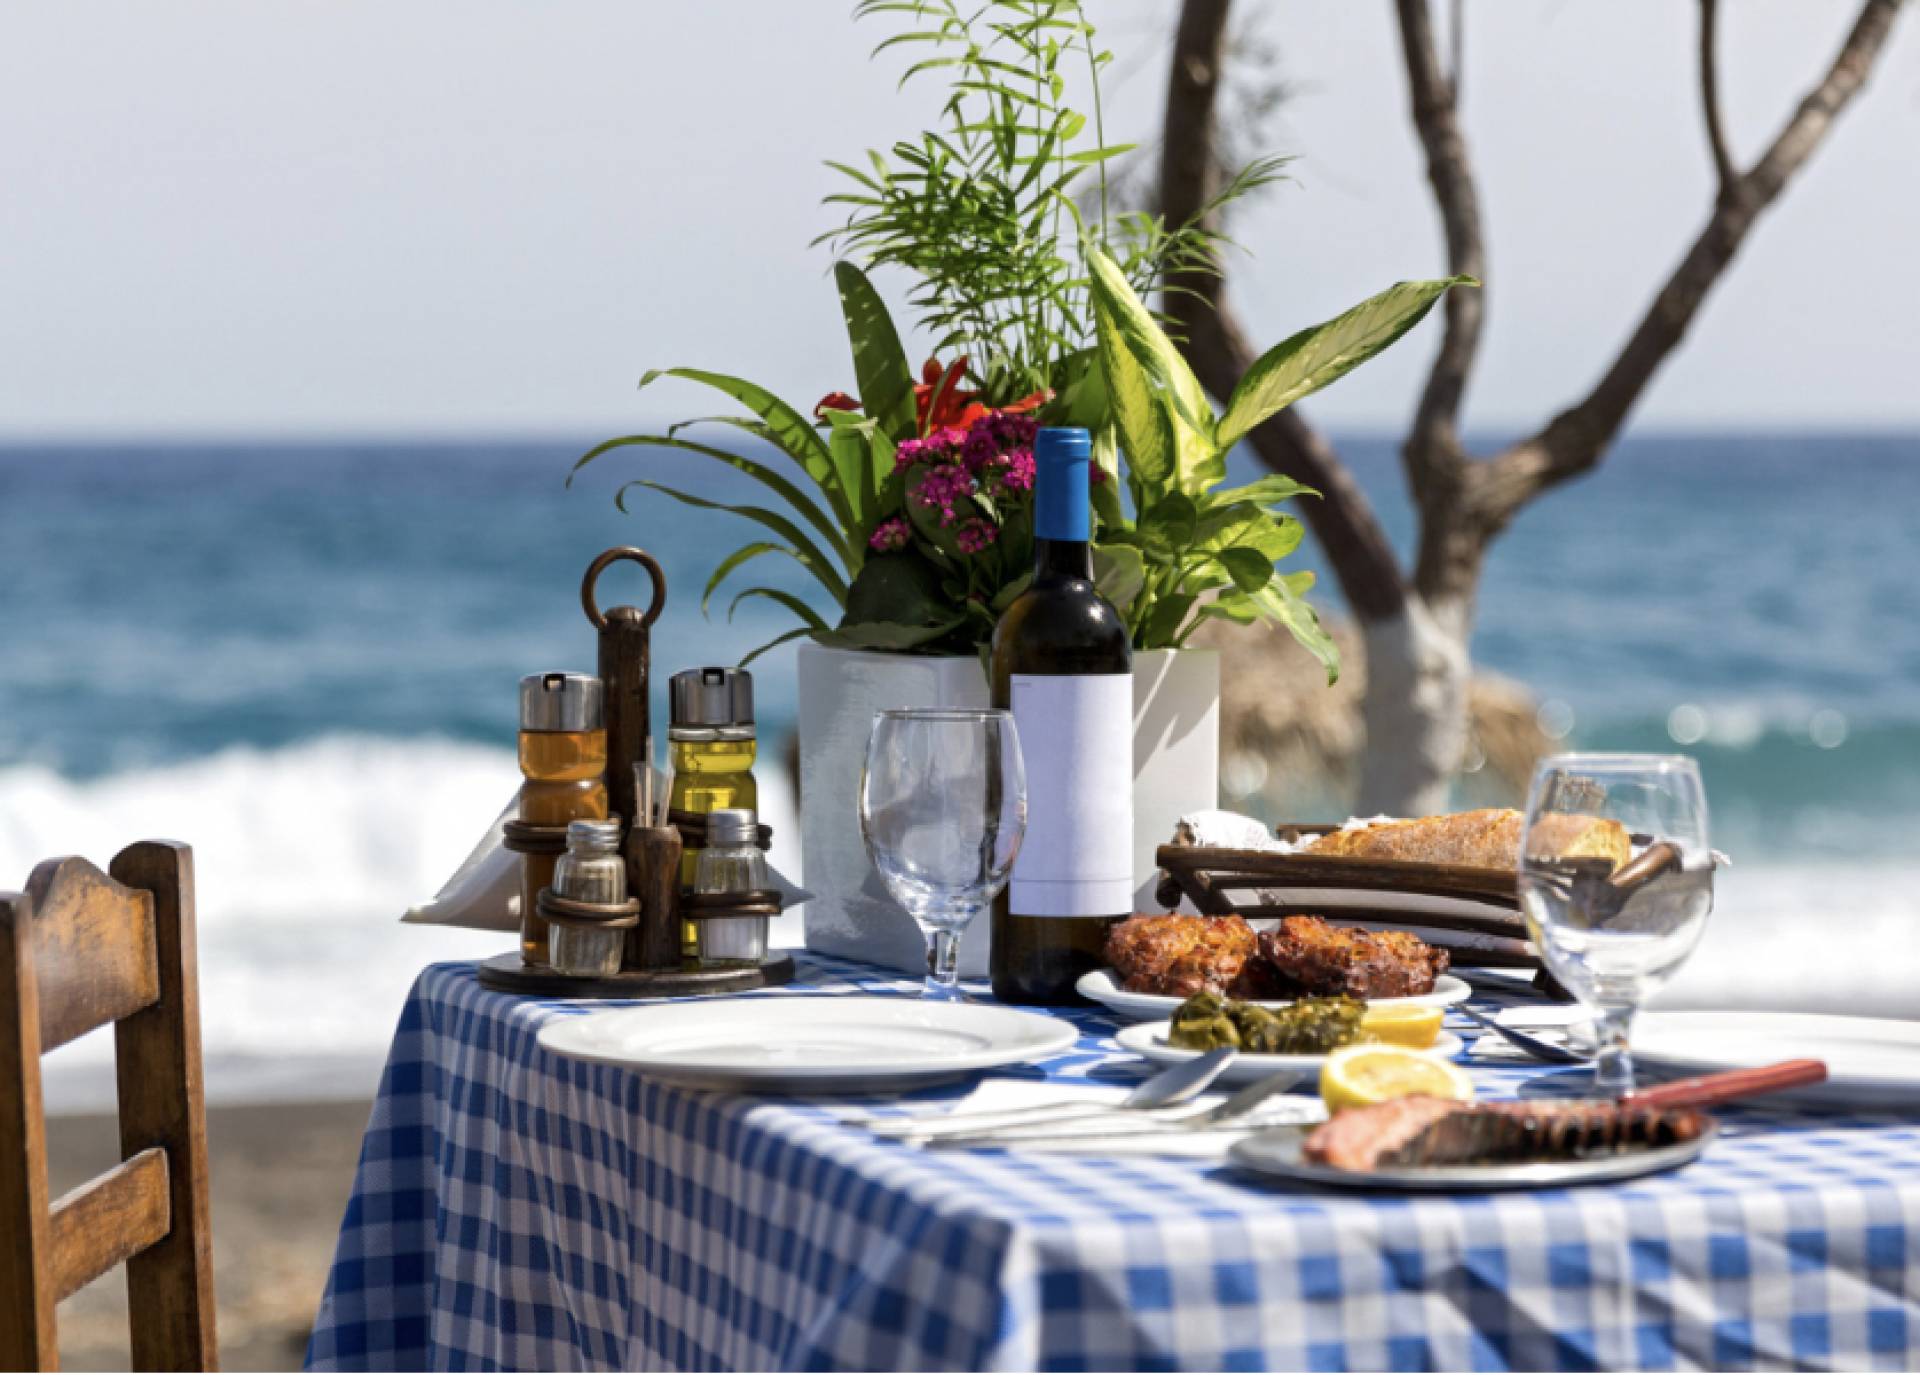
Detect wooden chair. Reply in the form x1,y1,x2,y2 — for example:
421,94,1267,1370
0,841,217,1370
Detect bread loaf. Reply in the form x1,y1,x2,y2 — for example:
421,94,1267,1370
1306,808,1629,872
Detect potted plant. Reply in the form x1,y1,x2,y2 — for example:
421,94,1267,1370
578,0,1470,974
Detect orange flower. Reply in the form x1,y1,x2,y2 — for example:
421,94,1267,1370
914,357,979,435
913,356,1051,435
813,391,861,420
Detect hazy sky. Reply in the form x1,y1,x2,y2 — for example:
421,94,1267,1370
3,2,1916,439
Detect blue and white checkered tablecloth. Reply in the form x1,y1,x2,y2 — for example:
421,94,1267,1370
305,955,1920,1371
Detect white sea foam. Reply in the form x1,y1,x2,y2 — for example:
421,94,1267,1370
0,735,802,1109
3,738,1911,1109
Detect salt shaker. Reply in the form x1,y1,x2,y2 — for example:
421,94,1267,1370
549,817,628,977
693,808,769,966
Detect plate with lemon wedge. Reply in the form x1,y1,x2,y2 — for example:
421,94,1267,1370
1115,997,1469,1090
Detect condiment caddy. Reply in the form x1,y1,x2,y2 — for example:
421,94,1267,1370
478,546,794,1000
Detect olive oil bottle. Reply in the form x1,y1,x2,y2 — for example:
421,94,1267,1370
667,667,758,955
990,427,1133,1004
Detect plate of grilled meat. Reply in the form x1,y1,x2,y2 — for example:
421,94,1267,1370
1227,1059,1824,1190
1230,1095,1717,1190
1083,912,1470,1022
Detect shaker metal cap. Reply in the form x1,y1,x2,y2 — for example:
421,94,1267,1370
565,817,623,851
519,672,605,731
706,807,759,848
670,667,755,728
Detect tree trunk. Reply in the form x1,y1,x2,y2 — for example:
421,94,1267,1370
1356,595,1472,816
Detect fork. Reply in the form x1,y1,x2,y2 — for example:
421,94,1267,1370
924,1069,1307,1150
865,1046,1236,1139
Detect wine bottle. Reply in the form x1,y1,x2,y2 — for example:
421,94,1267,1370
990,426,1133,1004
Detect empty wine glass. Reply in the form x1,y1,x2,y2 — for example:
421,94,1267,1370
1517,753,1714,1097
859,709,1027,1000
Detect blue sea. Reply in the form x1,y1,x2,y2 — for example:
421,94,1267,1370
4,431,1916,1098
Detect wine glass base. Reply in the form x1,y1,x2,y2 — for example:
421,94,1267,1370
920,978,973,1004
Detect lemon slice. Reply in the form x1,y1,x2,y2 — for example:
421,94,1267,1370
1319,1043,1475,1114
1357,1004,1444,1049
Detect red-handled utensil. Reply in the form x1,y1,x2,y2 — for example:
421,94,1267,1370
1623,1059,1827,1111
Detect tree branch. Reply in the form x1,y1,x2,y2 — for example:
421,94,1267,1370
1392,0,1486,508
1160,0,1409,622
1474,0,1903,527
1699,0,1739,200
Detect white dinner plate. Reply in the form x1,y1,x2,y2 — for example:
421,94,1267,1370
1078,968,1472,1022
536,996,1080,1094
1631,1011,1920,1110
1115,1020,1465,1086
1229,1119,1717,1191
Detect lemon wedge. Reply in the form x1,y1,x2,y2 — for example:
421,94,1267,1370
1319,1043,1475,1114
1357,1004,1445,1049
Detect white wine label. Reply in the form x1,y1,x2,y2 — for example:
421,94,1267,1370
1009,672,1133,916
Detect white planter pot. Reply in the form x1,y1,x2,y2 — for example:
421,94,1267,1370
797,641,1219,977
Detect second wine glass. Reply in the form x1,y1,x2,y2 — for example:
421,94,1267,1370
858,709,1027,1000
1517,752,1714,1097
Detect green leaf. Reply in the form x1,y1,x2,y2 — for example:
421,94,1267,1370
618,479,849,604
1090,260,1174,491
1141,592,1197,649
727,586,829,631
833,261,919,442
739,626,814,668
639,367,857,534
1211,545,1275,595
1090,542,1145,614
1216,276,1476,451
844,550,951,627
1195,502,1302,562
1251,570,1341,685
701,542,785,616
815,618,965,653
575,432,852,564
1137,491,1197,555
1088,423,1128,532
1086,246,1222,491
1210,474,1319,509
990,570,1032,612
828,422,874,537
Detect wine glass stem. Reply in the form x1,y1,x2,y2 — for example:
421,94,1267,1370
1592,1006,1635,1098
925,928,962,998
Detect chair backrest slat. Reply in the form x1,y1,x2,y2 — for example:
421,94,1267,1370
23,857,160,1054
0,840,217,1372
49,1148,171,1302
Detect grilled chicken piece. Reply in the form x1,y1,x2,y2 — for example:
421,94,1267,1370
1258,915,1449,999
1304,1095,1710,1172
1104,914,1257,997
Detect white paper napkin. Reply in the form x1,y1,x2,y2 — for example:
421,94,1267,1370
839,1075,1326,1158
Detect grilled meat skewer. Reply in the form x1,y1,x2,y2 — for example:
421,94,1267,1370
1304,1095,1710,1173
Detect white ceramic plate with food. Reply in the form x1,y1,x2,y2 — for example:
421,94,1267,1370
1631,1011,1920,1110
1078,968,1473,1023
1228,1120,1716,1191
538,996,1079,1094
1115,1019,1466,1086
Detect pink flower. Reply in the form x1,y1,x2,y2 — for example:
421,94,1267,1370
893,430,964,473
955,518,999,554
994,448,1035,494
868,517,911,554
913,465,975,526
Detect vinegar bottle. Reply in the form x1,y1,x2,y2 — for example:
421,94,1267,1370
518,673,608,966
989,427,1133,1004
667,667,758,955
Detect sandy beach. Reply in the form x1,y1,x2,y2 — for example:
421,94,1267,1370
47,1098,371,1372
